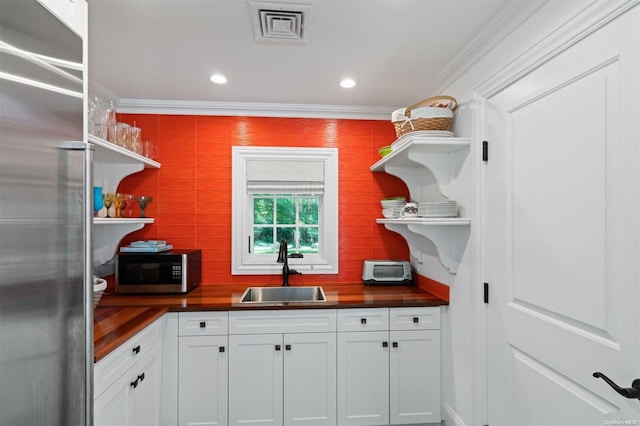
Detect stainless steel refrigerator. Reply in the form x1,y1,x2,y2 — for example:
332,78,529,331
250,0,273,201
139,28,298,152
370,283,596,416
0,1,92,424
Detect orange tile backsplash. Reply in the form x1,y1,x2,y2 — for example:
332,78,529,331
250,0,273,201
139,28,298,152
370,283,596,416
116,114,445,290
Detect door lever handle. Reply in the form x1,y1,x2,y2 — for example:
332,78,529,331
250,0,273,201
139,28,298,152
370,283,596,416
593,372,640,399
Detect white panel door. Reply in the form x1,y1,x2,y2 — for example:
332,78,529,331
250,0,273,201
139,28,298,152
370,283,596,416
284,332,337,426
228,333,283,426
178,335,228,426
337,331,389,426
486,6,640,425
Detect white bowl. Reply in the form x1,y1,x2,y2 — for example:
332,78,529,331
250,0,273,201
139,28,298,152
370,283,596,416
382,208,395,218
381,197,406,208
93,277,107,308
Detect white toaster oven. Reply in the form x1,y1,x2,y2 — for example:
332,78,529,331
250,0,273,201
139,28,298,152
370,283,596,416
362,260,413,285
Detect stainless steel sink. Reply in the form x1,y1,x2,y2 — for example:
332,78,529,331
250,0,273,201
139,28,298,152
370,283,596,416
239,286,327,304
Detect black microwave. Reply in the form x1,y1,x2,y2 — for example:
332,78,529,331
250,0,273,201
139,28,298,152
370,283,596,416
116,249,201,294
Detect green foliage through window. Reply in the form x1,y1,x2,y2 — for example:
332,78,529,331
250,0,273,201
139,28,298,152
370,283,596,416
253,194,319,255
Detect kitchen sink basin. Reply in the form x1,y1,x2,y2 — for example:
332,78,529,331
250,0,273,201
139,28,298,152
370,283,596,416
239,286,327,304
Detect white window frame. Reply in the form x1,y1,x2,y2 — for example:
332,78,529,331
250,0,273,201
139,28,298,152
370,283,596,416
231,146,339,275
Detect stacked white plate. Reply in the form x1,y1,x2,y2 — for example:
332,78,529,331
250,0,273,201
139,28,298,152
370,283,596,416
418,201,457,217
391,130,455,150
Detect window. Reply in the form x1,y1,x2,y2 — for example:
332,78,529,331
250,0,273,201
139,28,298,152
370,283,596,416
232,146,338,275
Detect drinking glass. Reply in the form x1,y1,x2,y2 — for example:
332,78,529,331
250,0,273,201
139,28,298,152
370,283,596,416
107,123,118,144
124,194,139,217
130,127,142,154
116,123,130,149
143,141,159,160
138,196,153,218
103,193,114,218
114,193,128,218
93,186,103,217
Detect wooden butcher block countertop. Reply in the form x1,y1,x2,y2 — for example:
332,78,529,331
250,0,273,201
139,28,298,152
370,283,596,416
93,283,447,362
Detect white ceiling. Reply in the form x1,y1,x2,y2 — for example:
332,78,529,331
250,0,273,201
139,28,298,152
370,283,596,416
87,0,537,115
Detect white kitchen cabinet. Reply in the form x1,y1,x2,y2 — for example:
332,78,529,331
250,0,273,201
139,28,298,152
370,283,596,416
389,330,440,425
337,330,390,426
337,307,441,426
90,134,161,265
178,312,229,426
94,319,163,426
229,333,284,425
337,308,390,426
284,332,337,426
228,310,337,426
370,133,471,273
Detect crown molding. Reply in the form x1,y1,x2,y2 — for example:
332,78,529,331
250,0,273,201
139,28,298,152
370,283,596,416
412,0,547,102
116,98,397,120
88,81,120,106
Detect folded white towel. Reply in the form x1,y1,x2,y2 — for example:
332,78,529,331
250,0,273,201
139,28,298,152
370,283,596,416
410,106,453,119
391,108,407,122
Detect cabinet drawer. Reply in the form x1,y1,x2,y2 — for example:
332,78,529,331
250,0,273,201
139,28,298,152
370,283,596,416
178,311,229,336
390,307,440,330
337,308,389,332
94,317,162,398
229,309,336,334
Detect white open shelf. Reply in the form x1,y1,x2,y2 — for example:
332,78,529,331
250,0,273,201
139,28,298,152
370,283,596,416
90,134,160,194
91,134,160,266
371,133,469,201
372,132,471,273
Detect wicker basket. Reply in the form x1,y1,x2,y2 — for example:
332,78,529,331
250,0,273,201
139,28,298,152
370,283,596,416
392,96,458,138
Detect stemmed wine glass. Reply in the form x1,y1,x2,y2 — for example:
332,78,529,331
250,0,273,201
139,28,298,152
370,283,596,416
114,193,128,218
124,194,139,217
104,193,115,218
138,196,153,218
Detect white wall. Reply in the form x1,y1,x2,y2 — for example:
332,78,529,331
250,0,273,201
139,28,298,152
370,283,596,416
413,1,638,424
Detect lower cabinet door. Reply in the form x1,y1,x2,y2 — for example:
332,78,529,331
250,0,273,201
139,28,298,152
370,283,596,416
284,332,337,426
337,331,389,426
94,375,132,426
130,343,163,426
228,334,283,426
94,343,162,426
178,335,228,426
389,330,441,425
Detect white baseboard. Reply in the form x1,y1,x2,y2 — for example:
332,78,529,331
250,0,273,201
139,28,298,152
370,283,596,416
443,403,467,426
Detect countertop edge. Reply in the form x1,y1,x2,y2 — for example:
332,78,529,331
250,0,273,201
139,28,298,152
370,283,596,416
94,307,168,363
93,284,448,362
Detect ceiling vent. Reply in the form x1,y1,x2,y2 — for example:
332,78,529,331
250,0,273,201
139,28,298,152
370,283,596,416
249,1,312,44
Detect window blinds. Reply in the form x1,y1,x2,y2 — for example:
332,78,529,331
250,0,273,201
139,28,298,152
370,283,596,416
246,159,325,194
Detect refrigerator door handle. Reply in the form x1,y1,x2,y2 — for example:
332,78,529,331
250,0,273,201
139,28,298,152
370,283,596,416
59,139,94,414
83,141,94,414
57,141,90,151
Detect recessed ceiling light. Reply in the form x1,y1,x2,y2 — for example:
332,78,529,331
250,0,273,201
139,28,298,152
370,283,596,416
340,79,356,88
210,74,227,84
